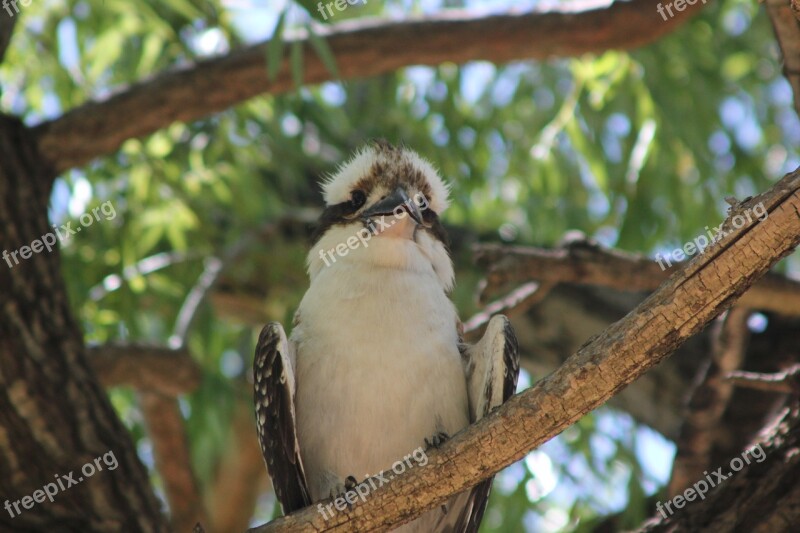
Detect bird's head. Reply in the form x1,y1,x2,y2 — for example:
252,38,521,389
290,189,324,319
307,140,454,291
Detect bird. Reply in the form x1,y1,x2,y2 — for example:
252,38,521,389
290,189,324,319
254,140,520,532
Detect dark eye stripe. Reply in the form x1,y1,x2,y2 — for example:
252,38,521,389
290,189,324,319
309,199,360,245
310,190,445,250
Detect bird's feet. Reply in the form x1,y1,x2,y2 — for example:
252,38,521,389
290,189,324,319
327,475,359,508
424,431,449,450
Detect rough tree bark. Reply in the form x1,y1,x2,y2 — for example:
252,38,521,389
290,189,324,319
0,115,167,531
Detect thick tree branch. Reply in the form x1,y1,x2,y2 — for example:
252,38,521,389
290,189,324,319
475,241,800,317
766,0,800,118
32,0,704,175
250,169,800,531
87,344,201,396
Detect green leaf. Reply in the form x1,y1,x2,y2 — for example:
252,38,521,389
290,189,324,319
88,30,125,82
294,0,332,23
162,0,203,22
290,39,304,88
307,24,340,80
138,33,165,76
266,9,288,82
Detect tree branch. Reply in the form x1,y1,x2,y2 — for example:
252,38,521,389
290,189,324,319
87,343,201,396
207,396,269,533
249,169,800,531
462,280,553,336
89,343,206,528
140,392,208,533
475,240,800,317
766,0,800,118
31,0,704,175
726,365,800,395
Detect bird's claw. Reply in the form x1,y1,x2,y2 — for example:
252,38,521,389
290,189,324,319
425,431,449,449
328,475,359,509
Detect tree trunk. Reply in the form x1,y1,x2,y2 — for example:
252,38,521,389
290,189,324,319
0,114,167,532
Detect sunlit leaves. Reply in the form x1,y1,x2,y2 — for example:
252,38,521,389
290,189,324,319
266,8,287,81
307,24,339,80
290,39,303,87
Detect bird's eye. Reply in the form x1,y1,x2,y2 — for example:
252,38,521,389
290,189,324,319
350,190,367,210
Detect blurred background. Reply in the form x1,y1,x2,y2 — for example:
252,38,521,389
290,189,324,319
2,0,799,531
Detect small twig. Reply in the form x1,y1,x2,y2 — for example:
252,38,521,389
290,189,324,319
169,218,306,347
462,281,553,335
725,365,800,394
170,256,225,347
89,250,200,301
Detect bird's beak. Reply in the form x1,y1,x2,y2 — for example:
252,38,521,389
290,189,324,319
360,186,423,225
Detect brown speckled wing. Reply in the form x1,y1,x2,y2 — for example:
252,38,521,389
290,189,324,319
455,317,520,532
254,322,311,514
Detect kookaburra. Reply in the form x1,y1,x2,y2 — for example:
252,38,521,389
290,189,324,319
254,140,520,532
